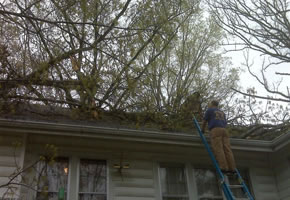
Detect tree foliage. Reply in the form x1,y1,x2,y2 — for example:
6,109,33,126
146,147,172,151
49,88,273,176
127,12,239,129
0,0,242,133
0,0,195,112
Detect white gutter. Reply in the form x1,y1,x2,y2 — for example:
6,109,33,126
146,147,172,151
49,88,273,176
271,132,290,151
0,118,287,152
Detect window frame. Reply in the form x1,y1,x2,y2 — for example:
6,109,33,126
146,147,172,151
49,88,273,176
77,159,108,200
192,166,254,200
158,163,190,200
35,157,70,200
192,167,223,200
34,156,109,200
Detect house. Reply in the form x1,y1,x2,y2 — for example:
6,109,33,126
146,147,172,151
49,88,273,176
0,117,289,200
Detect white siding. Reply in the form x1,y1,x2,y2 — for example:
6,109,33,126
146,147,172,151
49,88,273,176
107,159,156,200
21,135,160,200
230,151,278,200
190,150,280,200
14,134,283,200
155,146,279,200
272,145,290,200
0,134,25,200
250,167,279,200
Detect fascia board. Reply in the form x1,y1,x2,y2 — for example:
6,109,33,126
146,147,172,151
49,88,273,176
0,118,201,145
270,132,290,151
0,118,279,152
230,138,273,152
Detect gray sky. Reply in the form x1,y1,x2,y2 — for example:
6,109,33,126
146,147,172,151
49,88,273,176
225,48,290,99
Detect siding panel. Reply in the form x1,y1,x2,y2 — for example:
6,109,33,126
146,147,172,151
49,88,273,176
249,166,279,200
0,134,25,200
113,178,154,188
7,133,286,200
110,160,156,200
0,166,16,177
272,149,290,200
0,156,18,167
115,197,155,200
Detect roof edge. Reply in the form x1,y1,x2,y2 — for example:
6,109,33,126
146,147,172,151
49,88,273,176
271,132,290,151
0,118,284,152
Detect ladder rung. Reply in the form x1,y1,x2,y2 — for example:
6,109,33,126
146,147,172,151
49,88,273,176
229,184,243,189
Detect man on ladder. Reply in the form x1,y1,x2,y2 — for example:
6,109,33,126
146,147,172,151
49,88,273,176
201,100,236,174
195,100,254,200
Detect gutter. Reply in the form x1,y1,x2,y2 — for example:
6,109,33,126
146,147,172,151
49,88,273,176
0,118,285,152
271,132,290,151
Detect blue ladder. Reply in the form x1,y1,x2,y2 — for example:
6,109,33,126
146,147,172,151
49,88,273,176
193,117,254,200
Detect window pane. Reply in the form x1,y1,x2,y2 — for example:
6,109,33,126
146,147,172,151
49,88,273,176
194,168,222,199
37,157,69,200
160,165,188,200
79,159,106,200
228,169,252,198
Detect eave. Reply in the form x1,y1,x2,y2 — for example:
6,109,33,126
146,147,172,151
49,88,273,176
0,118,288,153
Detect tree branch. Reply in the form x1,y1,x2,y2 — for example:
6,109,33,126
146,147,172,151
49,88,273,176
0,8,153,31
231,87,290,103
275,72,290,76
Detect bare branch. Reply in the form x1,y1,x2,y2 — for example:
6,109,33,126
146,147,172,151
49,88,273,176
0,8,154,31
231,87,290,103
275,72,290,76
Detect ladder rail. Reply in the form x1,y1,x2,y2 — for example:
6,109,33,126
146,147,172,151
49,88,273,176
193,117,254,200
235,169,255,200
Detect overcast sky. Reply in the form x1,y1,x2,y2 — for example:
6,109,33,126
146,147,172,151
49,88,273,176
225,47,290,99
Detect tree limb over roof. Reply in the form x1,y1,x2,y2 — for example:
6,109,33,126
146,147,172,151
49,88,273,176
1,102,288,141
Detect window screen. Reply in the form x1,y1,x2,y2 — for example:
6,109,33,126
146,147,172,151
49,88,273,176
160,164,189,200
78,159,107,200
194,168,223,200
36,157,69,200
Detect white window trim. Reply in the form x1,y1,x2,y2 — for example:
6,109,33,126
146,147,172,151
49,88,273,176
192,167,224,200
76,157,108,200
158,163,190,200
153,162,162,200
35,156,109,200
106,160,110,200
157,163,162,199
35,156,70,200
67,156,72,200
185,163,197,200
75,156,80,200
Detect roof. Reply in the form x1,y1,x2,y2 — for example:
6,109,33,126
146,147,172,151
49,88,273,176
1,102,289,141
0,117,289,153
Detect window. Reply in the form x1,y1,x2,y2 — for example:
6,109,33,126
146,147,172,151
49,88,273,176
78,159,107,200
36,157,69,200
194,168,253,200
194,168,223,200
227,170,252,199
159,164,189,200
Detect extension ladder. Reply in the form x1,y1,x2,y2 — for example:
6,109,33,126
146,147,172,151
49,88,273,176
193,117,255,200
